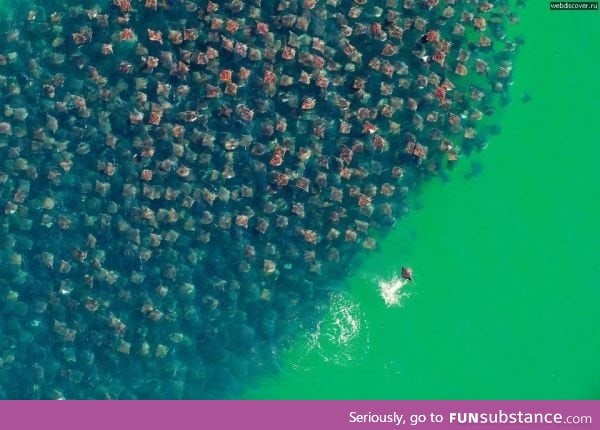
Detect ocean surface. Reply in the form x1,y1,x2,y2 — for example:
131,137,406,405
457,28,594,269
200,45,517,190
0,1,597,400
245,4,600,399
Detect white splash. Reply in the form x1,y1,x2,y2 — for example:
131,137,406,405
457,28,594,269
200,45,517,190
378,274,411,307
290,291,369,370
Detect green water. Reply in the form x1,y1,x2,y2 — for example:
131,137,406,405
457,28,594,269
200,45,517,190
245,5,600,399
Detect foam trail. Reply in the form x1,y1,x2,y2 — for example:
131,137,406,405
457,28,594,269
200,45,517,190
378,275,411,307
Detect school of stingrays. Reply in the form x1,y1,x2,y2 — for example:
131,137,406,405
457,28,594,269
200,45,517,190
0,0,520,398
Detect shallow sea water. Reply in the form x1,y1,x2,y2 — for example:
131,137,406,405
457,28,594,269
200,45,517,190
245,4,600,399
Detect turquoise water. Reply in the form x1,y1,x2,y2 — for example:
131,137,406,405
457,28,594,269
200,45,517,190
0,1,597,399
246,4,600,399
